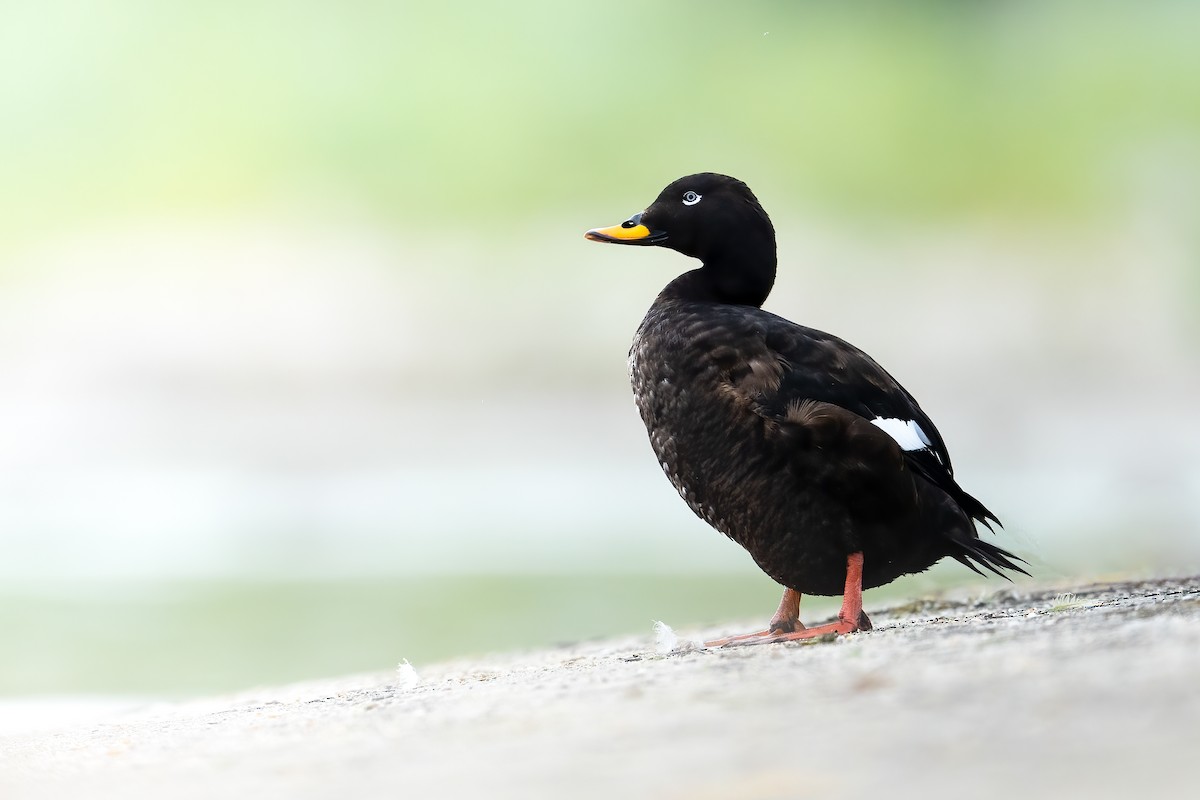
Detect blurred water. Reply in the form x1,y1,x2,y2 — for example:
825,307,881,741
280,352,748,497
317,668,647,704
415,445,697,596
0,216,1196,585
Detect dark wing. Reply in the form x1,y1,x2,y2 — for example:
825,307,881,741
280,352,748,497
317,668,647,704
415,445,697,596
709,306,1001,531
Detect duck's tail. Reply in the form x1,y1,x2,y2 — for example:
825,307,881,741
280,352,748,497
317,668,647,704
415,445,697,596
953,486,1003,533
938,489,1027,580
952,534,1029,580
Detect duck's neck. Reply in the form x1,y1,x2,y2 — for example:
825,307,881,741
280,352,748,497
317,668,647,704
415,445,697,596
663,238,776,307
704,236,777,307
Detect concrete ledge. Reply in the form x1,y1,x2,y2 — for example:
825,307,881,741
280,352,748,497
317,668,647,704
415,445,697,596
3,575,1197,800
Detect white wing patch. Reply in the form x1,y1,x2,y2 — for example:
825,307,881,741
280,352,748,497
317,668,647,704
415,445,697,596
871,417,932,451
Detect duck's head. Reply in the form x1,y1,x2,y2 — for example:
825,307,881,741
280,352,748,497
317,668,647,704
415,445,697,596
585,173,777,306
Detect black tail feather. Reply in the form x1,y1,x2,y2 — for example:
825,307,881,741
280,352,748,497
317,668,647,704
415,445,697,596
959,492,1002,533
954,537,1029,581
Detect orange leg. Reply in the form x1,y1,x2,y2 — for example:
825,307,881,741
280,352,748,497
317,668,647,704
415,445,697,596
704,587,803,647
707,553,870,648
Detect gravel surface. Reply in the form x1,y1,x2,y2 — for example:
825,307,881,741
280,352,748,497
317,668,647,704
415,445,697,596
3,575,1198,800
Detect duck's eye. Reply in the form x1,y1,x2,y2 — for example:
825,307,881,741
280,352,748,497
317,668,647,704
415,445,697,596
682,191,702,206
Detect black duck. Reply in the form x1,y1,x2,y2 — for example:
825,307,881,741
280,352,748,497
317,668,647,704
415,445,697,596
585,173,1025,644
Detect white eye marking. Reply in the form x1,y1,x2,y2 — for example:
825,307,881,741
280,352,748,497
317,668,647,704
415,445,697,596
682,191,702,206
871,417,932,452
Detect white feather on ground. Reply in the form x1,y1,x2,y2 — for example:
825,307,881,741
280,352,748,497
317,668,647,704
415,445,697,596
396,659,420,689
653,621,702,654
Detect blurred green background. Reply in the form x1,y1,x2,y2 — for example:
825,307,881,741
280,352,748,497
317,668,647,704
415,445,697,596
1,1,1198,701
